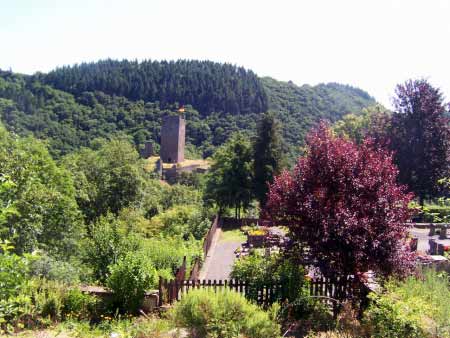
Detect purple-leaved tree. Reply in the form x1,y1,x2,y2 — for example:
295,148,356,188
264,123,415,282
389,79,450,203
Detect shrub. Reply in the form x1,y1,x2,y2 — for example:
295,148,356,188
170,288,281,338
106,252,157,313
28,253,82,284
141,236,202,274
61,288,98,321
364,269,450,338
231,251,306,305
147,204,210,240
0,241,29,300
83,213,142,282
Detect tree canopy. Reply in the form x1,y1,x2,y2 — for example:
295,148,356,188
388,79,450,201
253,112,284,207
205,133,253,218
264,124,414,281
0,65,376,159
0,123,83,257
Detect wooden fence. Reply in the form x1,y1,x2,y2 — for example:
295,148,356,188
187,215,220,280
159,276,367,312
203,215,220,256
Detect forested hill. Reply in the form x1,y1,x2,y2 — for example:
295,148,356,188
39,59,268,115
0,60,376,159
261,77,376,155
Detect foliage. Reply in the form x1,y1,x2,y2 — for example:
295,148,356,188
140,236,202,277
205,133,253,218
262,77,376,161
332,104,391,144
158,183,204,211
253,112,285,207
231,251,307,305
15,316,175,338
28,253,84,284
61,138,147,223
41,59,268,116
0,124,83,256
265,124,415,281
0,254,97,333
364,269,450,338
0,68,375,160
387,79,450,202
146,204,210,240
0,240,29,301
170,288,281,338
83,213,142,283
106,252,158,314
61,288,98,321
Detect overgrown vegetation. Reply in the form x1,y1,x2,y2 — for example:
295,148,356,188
170,288,281,338
364,269,450,338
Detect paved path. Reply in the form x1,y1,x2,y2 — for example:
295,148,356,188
200,229,244,280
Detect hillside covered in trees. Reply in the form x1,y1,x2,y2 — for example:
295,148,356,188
0,60,376,159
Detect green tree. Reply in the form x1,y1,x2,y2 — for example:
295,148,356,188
0,124,83,257
62,138,146,222
83,213,141,282
253,112,284,207
106,251,157,313
332,104,390,144
206,133,253,219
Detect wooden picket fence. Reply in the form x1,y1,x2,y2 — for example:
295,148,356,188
158,276,367,312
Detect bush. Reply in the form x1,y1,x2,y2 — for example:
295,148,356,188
106,252,157,313
28,253,83,284
83,213,142,282
364,269,450,338
0,241,29,300
231,251,306,304
61,288,98,321
141,236,202,277
170,288,281,338
148,204,210,240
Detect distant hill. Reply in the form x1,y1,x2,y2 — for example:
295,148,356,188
0,60,376,159
40,59,268,116
262,77,376,157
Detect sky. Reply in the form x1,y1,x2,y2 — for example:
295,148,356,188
1,0,450,107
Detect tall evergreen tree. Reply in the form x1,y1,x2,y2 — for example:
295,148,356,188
253,112,284,207
389,79,450,202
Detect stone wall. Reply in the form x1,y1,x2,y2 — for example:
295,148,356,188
160,115,185,163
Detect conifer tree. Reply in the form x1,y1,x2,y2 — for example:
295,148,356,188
253,112,284,207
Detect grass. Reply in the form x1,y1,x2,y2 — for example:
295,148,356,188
220,228,246,242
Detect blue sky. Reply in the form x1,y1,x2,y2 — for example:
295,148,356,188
1,0,450,107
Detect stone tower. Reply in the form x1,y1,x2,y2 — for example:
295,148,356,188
160,115,185,163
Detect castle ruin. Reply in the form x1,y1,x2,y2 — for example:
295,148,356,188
160,115,185,163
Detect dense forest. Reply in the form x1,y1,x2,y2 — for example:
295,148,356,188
40,59,269,115
0,60,376,159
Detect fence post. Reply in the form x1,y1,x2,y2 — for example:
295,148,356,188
158,276,163,306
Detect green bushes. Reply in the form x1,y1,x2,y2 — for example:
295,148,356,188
231,251,307,304
364,269,450,338
147,204,210,240
141,236,202,276
170,288,281,338
106,252,158,313
0,276,98,334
